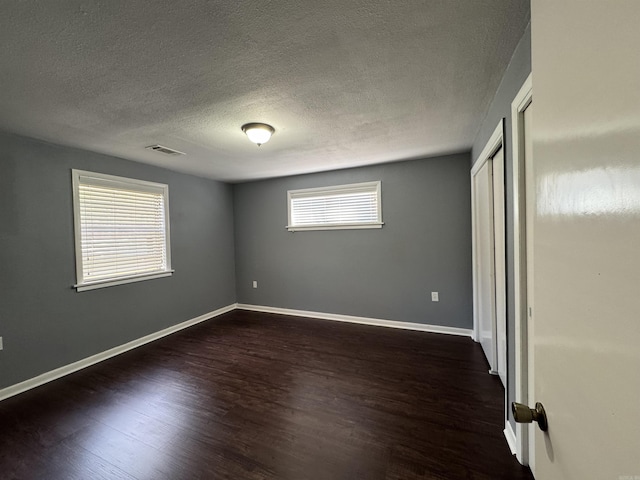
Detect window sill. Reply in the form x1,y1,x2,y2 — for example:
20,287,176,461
286,222,384,232
74,270,174,292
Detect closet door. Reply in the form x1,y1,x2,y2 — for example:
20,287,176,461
473,160,497,373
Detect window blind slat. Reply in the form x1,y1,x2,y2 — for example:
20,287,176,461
82,251,166,262
79,207,164,216
81,241,166,249
85,260,165,272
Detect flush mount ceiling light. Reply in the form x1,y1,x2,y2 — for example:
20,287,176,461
242,123,275,146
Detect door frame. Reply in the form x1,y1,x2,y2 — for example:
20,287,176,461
471,119,506,381
511,73,533,465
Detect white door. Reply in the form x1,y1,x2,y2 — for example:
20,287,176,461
528,1,640,477
473,161,496,373
472,142,506,383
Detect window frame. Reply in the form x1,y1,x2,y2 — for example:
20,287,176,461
71,169,173,292
286,180,384,232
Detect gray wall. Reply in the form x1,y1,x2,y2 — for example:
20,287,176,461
471,23,531,428
234,153,473,328
0,132,236,389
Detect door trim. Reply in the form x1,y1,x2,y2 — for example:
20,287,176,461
471,120,504,176
511,73,533,465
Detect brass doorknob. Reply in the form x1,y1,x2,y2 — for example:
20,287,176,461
512,402,548,432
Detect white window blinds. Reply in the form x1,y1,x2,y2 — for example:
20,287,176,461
287,181,383,231
72,170,172,291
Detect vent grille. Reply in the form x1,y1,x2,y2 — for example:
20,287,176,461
146,145,185,156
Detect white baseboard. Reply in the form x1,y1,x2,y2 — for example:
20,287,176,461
236,304,473,337
0,303,237,402
504,422,517,455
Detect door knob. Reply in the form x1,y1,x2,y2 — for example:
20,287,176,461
512,402,548,432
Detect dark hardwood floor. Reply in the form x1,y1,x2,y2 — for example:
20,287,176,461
0,310,533,479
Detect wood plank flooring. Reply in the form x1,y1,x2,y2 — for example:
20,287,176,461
0,310,533,479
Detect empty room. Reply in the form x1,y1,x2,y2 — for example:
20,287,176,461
1,1,638,479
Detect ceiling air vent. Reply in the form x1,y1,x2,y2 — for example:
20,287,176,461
146,144,186,156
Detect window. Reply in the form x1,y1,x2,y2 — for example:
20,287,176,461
72,170,173,291
287,181,383,231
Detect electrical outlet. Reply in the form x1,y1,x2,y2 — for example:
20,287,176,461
252,280,258,289
431,292,439,302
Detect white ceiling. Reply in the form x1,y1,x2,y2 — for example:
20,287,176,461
0,1,529,182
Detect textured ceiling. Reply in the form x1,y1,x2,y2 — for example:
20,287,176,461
0,1,530,182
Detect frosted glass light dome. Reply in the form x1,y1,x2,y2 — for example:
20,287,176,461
242,123,275,146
